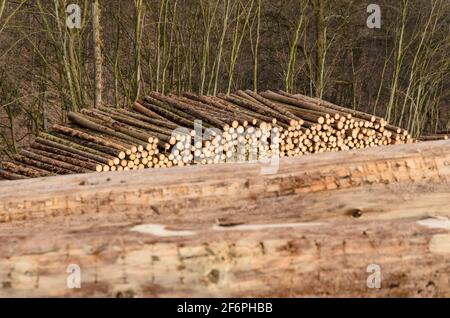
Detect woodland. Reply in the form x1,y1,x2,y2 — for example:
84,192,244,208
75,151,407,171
0,0,449,157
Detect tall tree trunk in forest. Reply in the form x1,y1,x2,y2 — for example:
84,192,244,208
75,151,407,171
312,0,326,99
0,0,5,23
92,0,104,108
250,0,261,92
285,0,307,94
386,0,408,123
133,0,144,102
226,0,254,95
212,0,231,96
5,105,18,154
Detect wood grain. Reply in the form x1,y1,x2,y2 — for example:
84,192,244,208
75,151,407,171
0,140,449,297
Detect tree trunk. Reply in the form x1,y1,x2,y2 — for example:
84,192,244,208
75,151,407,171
19,149,90,174
92,0,104,108
0,140,449,297
0,161,52,178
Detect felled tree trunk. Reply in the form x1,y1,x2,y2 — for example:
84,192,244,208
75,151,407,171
1,141,449,297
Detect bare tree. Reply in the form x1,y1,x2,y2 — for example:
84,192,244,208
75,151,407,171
92,0,104,107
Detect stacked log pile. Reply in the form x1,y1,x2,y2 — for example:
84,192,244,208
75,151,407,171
0,90,413,180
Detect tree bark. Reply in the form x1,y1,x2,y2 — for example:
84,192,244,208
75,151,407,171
0,140,449,297
0,169,28,180
29,147,98,171
92,0,104,108
13,155,74,175
19,149,90,174
36,134,113,166
52,124,128,152
0,161,52,178
68,112,148,147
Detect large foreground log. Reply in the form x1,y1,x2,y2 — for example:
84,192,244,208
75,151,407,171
0,140,449,297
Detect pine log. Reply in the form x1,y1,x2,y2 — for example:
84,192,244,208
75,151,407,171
13,155,74,175
277,90,385,124
19,149,89,174
0,169,28,180
211,97,281,128
68,112,148,147
0,161,52,178
52,124,129,153
133,101,168,122
219,93,296,126
28,148,98,171
183,93,259,125
111,108,179,130
419,134,448,141
51,132,125,159
243,90,303,123
170,95,230,117
149,92,229,128
80,109,155,144
39,132,117,165
262,90,349,120
140,99,196,128
30,142,104,166
35,137,111,166
94,109,175,142
0,140,449,297
143,95,198,123
68,127,139,153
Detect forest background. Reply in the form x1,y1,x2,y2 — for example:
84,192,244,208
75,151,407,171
0,0,449,157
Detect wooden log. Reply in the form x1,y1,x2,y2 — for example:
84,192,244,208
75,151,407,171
112,108,179,130
243,90,303,123
19,149,90,174
149,92,228,128
219,93,296,126
30,142,104,166
39,133,117,165
0,140,449,297
52,124,129,153
140,99,196,128
419,134,448,141
13,155,74,175
133,101,168,122
69,127,139,154
2,140,449,224
35,137,111,166
28,148,98,171
184,92,240,114
0,169,28,180
93,109,175,143
278,90,384,124
262,90,350,119
212,97,283,128
80,110,155,144
51,132,125,159
183,93,257,125
0,161,54,178
68,112,148,147
1,214,449,297
171,95,245,127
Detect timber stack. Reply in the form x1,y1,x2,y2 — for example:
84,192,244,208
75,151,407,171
0,90,413,180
